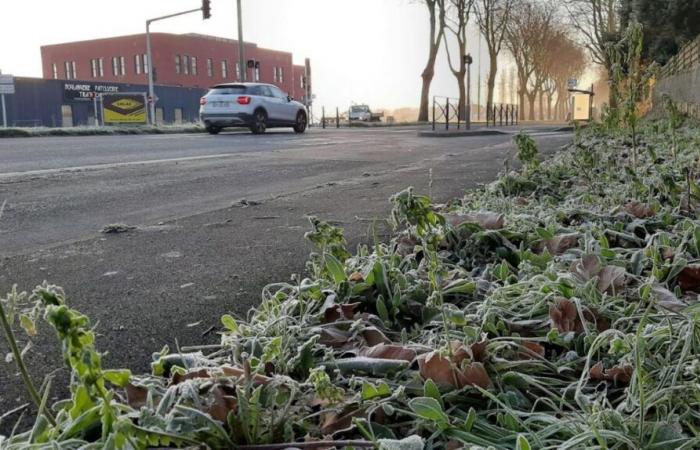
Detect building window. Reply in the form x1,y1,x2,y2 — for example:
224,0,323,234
279,67,283,83
143,54,149,74
191,56,197,75
135,54,142,75
112,57,119,76
235,62,241,80
175,55,181,74
255,65,260,81
72,61,78,79
91,59,98,78
273,67,277,82
120,56,126,75
221,60,228,79
64,61,71,79
207,58,213,77
52,63,58,79
183,55,190,75
98,58,104,77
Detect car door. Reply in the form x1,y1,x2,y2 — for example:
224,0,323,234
270,86,297,123
256,85,284,124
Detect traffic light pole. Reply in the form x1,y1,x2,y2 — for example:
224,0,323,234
237,0,246,81
145,6,205,125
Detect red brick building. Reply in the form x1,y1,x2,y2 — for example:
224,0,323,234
40,33,309,100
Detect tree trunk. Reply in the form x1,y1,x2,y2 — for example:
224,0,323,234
486,50,498,114
419,65,436,123
538,91,544,121
547,94,553,120
527,93,536,120
457,72,467,121
519,90,526,120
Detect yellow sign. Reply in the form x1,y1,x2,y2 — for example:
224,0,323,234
572,94,591,121
103,94,147,124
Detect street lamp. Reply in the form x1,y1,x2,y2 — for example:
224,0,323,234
237,0,246,82
463,54,473,130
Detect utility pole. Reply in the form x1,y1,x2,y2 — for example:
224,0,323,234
146,1,211,125
237,0,246,81
477,31,481,121
464,54,473,130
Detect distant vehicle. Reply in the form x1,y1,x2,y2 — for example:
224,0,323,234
199,83,308,134
349,104,383,122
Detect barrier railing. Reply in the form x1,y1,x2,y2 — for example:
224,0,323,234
485,103,518,127
431,96,463,131
661,35,700,78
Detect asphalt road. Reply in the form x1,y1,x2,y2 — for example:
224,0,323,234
0,125,572,428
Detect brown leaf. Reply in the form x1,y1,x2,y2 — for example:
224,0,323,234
125,383,148,408
514,197,529,206
396,235,418,257
518,341,545,359
319,327,352,348
549,298,582,334
624,201,655,218
320,406,364,435
590,362,634,385
418,352,459,388
220,365,271,385
678,264,700,292
571,254,602,280
362,326,391,346
349,272,364,282
359,344,417,362
208,385,237,422
445,212,504,230
544,233,579,255
171,368,211,385
597,265,626,294
456,362,492,389
323,302,360,323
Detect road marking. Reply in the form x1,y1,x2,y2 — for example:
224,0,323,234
0,152,247,179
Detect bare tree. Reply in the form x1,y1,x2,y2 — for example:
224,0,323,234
563,0,621,106
505,1,556,120
475,0,515,115
443,0,476,120
418,0,447,122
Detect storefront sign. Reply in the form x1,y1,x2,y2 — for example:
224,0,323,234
102,93,147,124
64,82,120,101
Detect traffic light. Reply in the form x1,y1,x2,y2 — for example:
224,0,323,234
202,0,211,19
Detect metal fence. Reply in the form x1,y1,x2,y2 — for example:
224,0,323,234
485,103,518,127
661,35,700,78
431,96,464,131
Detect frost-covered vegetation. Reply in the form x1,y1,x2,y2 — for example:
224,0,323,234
3,114,700,449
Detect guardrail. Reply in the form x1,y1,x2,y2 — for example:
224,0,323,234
485,103,518,127
661,35,700,78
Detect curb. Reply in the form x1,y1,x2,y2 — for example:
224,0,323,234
418,129,508,138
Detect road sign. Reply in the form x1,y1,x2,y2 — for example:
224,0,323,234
0,74,13,84
567,78,578,89
0,85,14,94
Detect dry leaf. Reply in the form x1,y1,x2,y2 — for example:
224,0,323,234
590,362,634,385
549,298,582,334
678,265,700,292
519,341,546,359
544,233,579,255
320,406,364,435
596,265,626,294
624,201,654,218
208,385,237,422
171,368,211,385
319,327,352,348
418,352,459,388
349,272,364,282
221,365,271,385
456,362,492,389
445,212,504,230
125,383,148,408
323,302,360,323
362,326,391,346
359,344,417,362
652,286,687,312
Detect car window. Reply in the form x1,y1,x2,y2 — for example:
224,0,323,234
270,86,287,99
247,85,264,96
208,86,246,95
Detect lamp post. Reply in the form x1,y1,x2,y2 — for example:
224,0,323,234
464,53,473,130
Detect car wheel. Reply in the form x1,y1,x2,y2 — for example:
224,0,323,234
293,111,307,133
250,110,267,134
206,125,221,135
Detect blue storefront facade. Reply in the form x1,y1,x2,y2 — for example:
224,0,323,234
3,77,205,127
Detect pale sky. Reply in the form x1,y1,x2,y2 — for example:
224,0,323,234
0,0,499,111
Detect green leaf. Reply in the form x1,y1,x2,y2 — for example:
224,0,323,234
516,434,531,450
19,314,37,337
423,379,443,407
408,397,449,427
361,381,392,401
376,295,390,322
324,253,347,283
536,228,555,240
463,407,476,432
103,369,132,388
442,279,476,295
221,314,239,333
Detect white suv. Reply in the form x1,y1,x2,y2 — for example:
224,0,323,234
199,83,308,135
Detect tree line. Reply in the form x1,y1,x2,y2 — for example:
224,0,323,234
418,0,698,122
